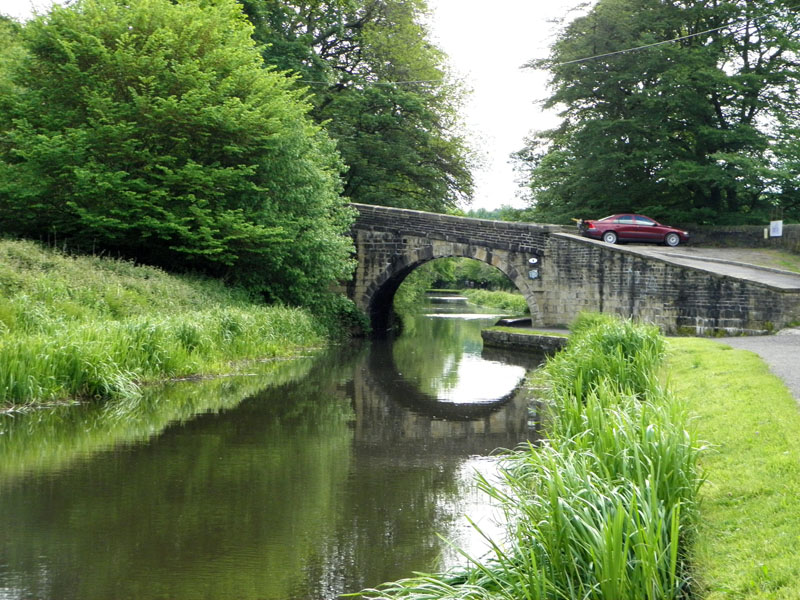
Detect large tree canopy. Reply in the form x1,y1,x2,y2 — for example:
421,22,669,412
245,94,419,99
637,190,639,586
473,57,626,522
517,0,800,225
241,0,475,212
0,0,355,305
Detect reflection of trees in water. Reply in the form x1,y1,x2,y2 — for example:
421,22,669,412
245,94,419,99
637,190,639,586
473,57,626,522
334,336,540,592
0,357,317,481
0,364,358,600
392,315,486,396
306,441,468,593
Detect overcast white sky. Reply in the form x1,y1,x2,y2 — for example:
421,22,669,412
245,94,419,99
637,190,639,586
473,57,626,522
427,0,587,209
2,0,587,210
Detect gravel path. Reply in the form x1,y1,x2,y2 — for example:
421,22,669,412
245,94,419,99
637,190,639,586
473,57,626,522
715,329,800,403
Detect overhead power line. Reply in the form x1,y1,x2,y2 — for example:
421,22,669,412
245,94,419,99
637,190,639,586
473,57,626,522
551,1,800,67
293,2,800,86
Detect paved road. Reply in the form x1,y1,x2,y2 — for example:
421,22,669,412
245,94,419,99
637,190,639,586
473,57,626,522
557,234,800,289
715,329,800,403
634,246,800,290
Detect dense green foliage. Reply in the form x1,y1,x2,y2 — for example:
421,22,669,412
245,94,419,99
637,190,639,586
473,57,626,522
241,0,475,212
430,257,516,291
0,0,355,305
394,258,521,317
463,206,530,222
360,315,702,599
398,257,516,292
518,0,800,225
0,239,325,407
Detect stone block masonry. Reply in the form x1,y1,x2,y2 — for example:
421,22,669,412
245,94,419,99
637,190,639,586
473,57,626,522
481,329,568,354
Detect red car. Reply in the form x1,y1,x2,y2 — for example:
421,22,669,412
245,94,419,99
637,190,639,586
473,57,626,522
577,214,689,247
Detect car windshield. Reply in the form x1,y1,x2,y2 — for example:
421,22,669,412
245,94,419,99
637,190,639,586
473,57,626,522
598,215,616,222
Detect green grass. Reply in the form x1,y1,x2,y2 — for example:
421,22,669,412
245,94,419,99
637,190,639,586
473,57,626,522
667,337,800,599
358,315,701,600
460,289,530,314
756,249,800,273
0,239,326,407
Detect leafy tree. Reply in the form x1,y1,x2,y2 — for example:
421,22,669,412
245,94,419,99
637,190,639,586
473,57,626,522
517,0,800,225
240,0,475,212
0,17,25,102
0,0,355,306
464,205,531,222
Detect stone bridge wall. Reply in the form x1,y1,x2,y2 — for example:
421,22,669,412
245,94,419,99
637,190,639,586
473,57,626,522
539,234,800,334
350,204,552,330
349,204,800,335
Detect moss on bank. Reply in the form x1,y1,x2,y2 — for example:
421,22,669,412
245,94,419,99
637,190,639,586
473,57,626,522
0,239,326,407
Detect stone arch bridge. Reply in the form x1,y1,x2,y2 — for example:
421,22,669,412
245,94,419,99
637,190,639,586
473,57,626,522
347,203,800,335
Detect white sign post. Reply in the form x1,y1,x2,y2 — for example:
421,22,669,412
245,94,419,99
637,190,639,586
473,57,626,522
769,220,784,237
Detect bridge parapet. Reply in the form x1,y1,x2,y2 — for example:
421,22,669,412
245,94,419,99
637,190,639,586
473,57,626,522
351,203,551,253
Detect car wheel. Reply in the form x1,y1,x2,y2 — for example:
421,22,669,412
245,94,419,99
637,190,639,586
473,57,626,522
664,233,680,247
602,231,618,244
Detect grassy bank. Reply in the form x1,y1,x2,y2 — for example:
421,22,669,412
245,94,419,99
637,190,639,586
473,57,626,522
0,239,326,408
668,337,800,599
460,288,529,314
359,314,702,599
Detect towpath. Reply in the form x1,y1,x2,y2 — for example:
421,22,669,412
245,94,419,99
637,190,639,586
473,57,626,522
714,329,800,404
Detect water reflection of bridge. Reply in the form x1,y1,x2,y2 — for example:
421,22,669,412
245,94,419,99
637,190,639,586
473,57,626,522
349,342,545,457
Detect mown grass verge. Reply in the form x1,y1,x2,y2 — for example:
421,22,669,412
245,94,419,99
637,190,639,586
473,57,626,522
0,239,326,407
668,337,800,599
357,313,702,599
460,289,529,314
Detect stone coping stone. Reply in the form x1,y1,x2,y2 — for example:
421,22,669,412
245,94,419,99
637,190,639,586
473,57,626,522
481,328,568,354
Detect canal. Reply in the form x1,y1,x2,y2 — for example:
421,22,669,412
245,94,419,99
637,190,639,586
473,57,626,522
0,298,543,600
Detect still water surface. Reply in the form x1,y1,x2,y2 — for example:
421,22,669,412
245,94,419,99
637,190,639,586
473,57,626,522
0,302,542,600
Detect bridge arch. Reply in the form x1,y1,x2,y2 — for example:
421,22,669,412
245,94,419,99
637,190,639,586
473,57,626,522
364,242,540,332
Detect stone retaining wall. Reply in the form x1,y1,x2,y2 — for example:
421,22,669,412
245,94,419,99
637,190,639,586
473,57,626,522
481,329,568,353
536,234,800,334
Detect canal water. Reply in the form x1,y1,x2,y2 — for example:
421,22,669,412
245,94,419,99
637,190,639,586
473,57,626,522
0,299,543,600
